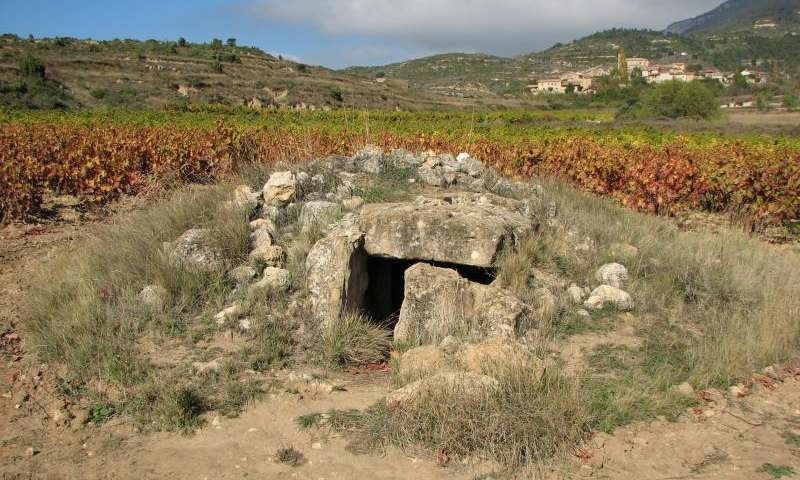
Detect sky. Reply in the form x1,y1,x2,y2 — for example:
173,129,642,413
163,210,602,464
0,0,723,68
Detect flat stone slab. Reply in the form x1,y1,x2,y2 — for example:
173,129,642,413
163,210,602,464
358,196,533,268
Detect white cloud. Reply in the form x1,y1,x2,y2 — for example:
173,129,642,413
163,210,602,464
246,0,722,65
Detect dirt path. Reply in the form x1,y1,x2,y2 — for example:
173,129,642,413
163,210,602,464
2,219,799,480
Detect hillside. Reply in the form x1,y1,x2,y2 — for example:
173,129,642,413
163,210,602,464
0,34,483,110
666,0,800,35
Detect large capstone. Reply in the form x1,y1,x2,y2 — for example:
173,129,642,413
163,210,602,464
358,194,533,268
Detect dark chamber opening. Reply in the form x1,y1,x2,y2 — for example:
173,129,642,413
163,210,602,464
362,256,496,328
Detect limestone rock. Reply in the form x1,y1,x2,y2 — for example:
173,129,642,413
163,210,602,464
584,285,634,311
566,284,585,304
305,218,367,330
251,267,291,293
249,245,286,268
299,201,342,232
138,285,168,311
249,218,276,234
250,225,274,250
596,263,629,288
359,198,533,268
397,345,446,382
229,265,257,285
263,171,297,206
455,153,484,177
460,339,536,376
353,145,385,174
386,372,499,409
164,228,220,270
395,264,530,343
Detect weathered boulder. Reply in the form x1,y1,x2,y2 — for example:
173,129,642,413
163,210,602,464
352,145,386,174
214,303,243,326
396,345,446,383
305,217,368,330
163,228,220,270
249,245,286,269
455,153,484,177
251,267,291,293
299,201,342,232
395,264,530,343
460,339,539,377
263,171,297,206
566,284,585,304
386,372,499,409
359,197,532,268
596,263,629,289
250,226,274,250
584,285,634,311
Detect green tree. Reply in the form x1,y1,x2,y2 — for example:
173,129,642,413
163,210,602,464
226,38,237,48
211,38,223,49
178,37,187,47
625,80,720,120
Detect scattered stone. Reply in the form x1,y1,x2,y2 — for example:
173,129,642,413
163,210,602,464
263,171,297,206
164,228,220,270
455,153,484,177
250,227,274,250
25,446,38,457
251,267,291,293
576,309,591,318
137,284,168,311
238,318,252,331
299,201,342,232
353,145,385,174
584,285,634,311
249,218,276,234
229,265,257,286
596,263,629,288
566,284,585,304
527,268,567,291
249,245,286,269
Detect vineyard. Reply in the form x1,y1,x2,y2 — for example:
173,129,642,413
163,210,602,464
2,108,799,225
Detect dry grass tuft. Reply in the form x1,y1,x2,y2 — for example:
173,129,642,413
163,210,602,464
322,311,392,367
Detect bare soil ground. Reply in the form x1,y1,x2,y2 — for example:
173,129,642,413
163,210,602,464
2,212,799,480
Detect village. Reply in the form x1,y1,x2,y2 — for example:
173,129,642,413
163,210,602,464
529,55,770,95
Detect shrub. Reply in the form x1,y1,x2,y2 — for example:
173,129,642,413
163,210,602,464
322,312,391,367
18,53,45,80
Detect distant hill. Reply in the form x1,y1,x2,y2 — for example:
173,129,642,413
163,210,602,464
0,34,503,110
666,0,800,35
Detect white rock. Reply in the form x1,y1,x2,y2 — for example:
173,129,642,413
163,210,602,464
596,263,629,288
251,268,291,293
576,309,591,318
566,284,585,304
214,303,243,326
584,285,634,311
249,218,276,234
138,285,168,311
249,245,286,268
263,171,297,206
353,145,384,174
238,318,252,331
250,227,274,250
